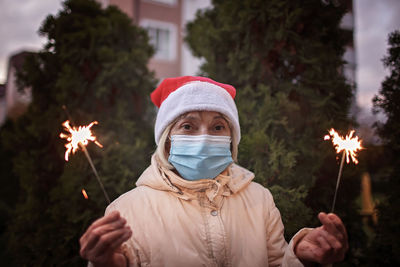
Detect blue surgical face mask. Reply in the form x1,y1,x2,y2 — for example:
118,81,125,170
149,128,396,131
168,135,233,181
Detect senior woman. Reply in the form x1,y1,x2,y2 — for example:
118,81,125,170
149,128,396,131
80,76,348,267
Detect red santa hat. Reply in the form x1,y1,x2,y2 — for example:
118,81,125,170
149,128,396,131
151,76,240,145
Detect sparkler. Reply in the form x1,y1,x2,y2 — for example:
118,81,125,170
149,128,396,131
325,128,363,213
82,189,89,199
60,106,111,204
60,120,103,161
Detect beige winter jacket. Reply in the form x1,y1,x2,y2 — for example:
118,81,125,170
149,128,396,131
105,155,308,266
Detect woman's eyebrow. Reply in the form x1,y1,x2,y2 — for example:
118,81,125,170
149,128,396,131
213,115,228,122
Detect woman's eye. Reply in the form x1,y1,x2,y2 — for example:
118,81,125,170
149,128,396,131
215,125,224,131
183,124,191,130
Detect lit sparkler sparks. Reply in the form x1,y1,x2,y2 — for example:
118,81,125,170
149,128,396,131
325,128,363,164
325,128,363,212
60,120,103,161
82,189,89,199
60,114,110,204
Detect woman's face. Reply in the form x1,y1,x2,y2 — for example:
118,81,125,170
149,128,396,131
170,111,231,137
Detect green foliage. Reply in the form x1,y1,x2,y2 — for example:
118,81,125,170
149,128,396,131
186,0,354,240
269,185,313,235
368,30,400,266
0,0,155,265
0,120,19,266
373,31,400,148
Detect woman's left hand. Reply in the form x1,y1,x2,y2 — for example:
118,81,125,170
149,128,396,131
295,212,348,265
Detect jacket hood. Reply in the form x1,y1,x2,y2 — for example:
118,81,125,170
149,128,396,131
136,155,254,201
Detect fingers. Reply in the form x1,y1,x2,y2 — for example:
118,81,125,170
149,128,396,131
88,211,123,233
86,226,132,258
107,227,133,252
81,211,121,242
320,229,342,251
317,212,348,262
83,215,128,252
295,227,333,264
318,212,348,248
300,228,344,264
316,235,331,253
328,213,348,242
79,211,132,264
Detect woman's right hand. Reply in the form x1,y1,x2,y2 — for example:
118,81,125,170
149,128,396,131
80,211,132,267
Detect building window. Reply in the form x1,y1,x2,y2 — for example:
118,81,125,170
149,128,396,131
147,27,171,59
141,19,177,61
97,0,109,8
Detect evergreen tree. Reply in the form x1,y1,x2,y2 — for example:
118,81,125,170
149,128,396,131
1,0,155,265
0,119,19,266
368,30,400,265
186,0,354,237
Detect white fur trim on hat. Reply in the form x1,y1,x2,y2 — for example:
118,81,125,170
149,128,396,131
154,81,240,145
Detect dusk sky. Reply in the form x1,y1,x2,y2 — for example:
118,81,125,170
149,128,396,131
0,0,399,120
355,0,400,120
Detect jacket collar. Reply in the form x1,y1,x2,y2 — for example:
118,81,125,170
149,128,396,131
136,154,255,202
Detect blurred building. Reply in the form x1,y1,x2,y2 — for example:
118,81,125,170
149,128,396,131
340,0,356,86
0,51,33,127
98,0,211,80
0,84,5,126
5,51,33,119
